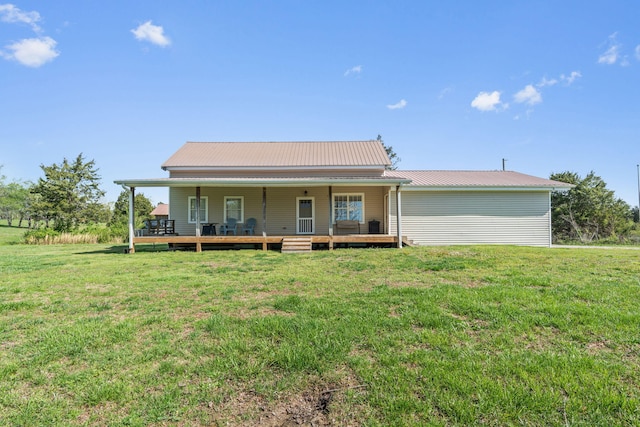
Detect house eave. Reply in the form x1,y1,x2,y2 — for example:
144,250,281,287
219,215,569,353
114,177,411,188
399,185,572,192
161,165,388,172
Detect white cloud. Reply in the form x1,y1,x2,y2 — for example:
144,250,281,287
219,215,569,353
561,71,581,85
636,45,640,60
514,85,542,106
2,36,58,67
598,33,621,65
387,99,407,110
131,21,171,47
537,77,558,87
0,3,41,32
470,91,505,112
344,65,362,76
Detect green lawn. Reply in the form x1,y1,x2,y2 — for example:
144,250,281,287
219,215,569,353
1,228,639,426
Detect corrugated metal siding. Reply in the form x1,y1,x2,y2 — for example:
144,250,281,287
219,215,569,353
390,191,551,246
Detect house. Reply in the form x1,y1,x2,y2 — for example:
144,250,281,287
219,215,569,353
149,203,169,220
115,140,571,252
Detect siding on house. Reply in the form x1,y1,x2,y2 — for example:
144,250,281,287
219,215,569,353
390,190,551,246
169,185,388,236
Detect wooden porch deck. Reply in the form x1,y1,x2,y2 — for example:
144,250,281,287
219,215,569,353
131,234,405,252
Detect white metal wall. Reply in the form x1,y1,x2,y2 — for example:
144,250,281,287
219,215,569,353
389,190,551,246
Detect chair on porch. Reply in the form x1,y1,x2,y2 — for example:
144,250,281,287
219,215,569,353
219,218,237,235
242,218,257,235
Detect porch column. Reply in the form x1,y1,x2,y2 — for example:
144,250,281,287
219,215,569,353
328,186,333,236
261,187,267,250
396,185,403,249
128,186,136,254
195,186,202,252
328,186,333,250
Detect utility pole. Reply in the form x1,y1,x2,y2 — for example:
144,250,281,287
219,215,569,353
502,158,507,171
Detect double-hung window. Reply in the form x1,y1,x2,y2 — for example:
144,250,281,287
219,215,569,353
224,196,244,223
188,196,208,223
333,193,365,223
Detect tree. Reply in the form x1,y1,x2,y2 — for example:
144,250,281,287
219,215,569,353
377,135,401,170
550,171,633,242
109,190,154,229
31,154,106,232
0,181,30,227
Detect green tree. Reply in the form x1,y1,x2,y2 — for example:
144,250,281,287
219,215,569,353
377,135,401,170
550,171,633,243
0,181,30,227
31,154,106,232
109,190,154,229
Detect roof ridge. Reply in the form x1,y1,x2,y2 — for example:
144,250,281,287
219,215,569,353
184,140,378,144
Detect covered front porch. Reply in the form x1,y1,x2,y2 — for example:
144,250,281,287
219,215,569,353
131,233,408,252
115,176,410,253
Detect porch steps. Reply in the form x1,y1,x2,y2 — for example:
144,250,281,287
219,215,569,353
281,236,312,253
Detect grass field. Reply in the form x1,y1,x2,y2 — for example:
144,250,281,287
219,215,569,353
1,225,639,426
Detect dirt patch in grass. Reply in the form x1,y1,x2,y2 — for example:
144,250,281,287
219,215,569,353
586,340,612,354
230,306,296,319
387,281,435,289
207,372,368,426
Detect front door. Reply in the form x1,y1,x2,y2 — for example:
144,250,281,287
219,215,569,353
296,197,315,234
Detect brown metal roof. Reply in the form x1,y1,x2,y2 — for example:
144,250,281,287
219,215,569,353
149,203,169,216
162,141,391,169
386,170,574,188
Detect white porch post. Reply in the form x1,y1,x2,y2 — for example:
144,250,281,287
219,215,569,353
328,186,333,236
195,186,201,236
262,187,267,238
128,186,135,253
548,191,553,248
396,185,403,249
262,187,267,251
195,186,202,252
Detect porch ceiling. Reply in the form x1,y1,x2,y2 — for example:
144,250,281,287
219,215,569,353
114,176,412,188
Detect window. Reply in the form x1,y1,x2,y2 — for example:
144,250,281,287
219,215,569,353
188,196,208,223
224,196,244,223
333,193,364,223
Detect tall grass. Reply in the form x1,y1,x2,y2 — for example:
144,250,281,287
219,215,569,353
23,232,124,245
22,226,125,245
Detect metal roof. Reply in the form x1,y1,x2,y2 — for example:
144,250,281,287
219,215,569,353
386,170,573,189
161,141,391,169
149,203,169,216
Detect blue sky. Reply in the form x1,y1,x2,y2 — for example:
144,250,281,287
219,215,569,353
1,1,639,207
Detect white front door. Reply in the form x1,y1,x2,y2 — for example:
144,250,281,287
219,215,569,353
296,197,315,234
